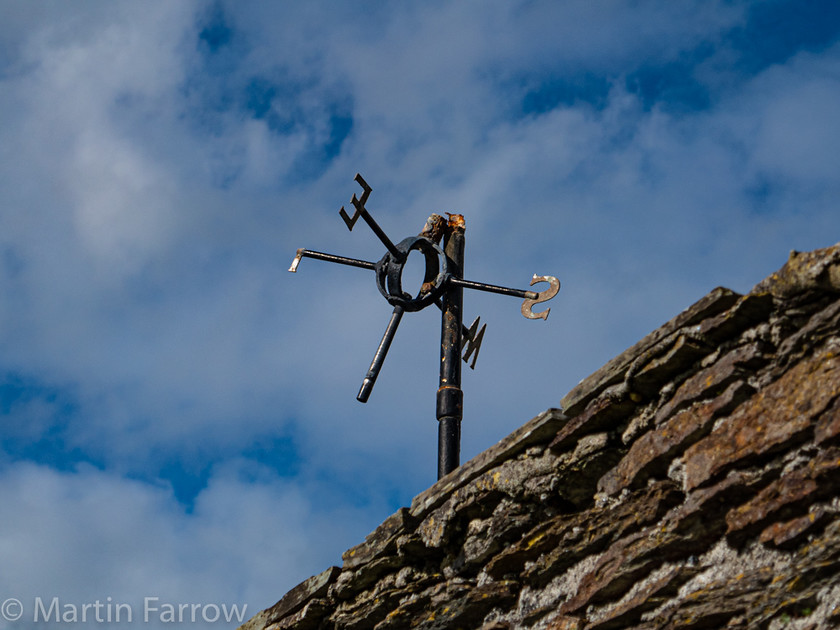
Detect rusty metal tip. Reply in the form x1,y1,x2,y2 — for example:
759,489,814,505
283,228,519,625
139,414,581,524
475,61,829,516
446,213,465,229
420,214,447,243
288,248,304,272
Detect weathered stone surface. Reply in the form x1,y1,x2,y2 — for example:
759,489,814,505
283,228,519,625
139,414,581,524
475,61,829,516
489,481,681,583
557,529,664,615
416,451,556,551
560,287,741,416
550,393,635,452
552,433,625,507
759,507,829,549
334,555,405,600
697,292,774,344
387,582,463,627
830,601,840,623
534,502,717,610
630,334,711,397
651,343,763,424
684,347,840,490
461,500,535,569
410,580,519,629
543,614,584,629
599,380,754,496
394,532,435,559
343,508,414,570
251,566,339,627
410,408,566,518
272,598,331,630
585,564,695,630
725,446,840,542
776,297,840,368
365,569,444,629
556,478,747,618
416,501,456,550
654,518,840,629
332,586,405,630
334,567,448,630
815,394,840,445
658,567,775,629
650,471,758,553
751,244,840,299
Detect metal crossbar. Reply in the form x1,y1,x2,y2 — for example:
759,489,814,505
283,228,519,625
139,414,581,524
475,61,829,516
289,174,560,479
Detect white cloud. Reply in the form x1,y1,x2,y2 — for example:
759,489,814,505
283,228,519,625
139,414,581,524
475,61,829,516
742,47,840,186
0,460,372,630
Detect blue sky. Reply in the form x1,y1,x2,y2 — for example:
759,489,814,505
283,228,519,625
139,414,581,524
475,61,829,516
1,0,839,627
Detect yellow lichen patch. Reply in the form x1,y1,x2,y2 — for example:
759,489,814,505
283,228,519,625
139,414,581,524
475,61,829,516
526,532,546,549
786,577,803,592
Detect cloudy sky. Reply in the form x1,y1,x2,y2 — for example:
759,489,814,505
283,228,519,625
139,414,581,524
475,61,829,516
1,0,839,627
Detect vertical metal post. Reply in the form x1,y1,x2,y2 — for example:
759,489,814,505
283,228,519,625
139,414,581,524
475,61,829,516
437,214,465,479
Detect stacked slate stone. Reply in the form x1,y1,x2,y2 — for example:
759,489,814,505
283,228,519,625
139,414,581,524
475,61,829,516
240,243,840,630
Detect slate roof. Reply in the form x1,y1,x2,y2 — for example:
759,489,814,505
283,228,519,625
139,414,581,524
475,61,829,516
240,242,840,630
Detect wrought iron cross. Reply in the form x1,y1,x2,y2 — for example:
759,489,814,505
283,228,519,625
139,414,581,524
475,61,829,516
289,174,560,479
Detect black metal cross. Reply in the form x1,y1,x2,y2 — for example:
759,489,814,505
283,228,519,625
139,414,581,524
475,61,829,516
289,174,560,479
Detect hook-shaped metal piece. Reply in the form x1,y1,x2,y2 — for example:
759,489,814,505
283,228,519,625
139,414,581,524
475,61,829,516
521,275,561,320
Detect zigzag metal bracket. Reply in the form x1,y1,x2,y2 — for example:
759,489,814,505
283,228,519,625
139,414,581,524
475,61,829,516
461,316,487,370
338,173,372,231
337,174,402,261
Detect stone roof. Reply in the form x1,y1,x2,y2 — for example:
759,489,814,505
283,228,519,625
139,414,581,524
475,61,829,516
240,243,840,630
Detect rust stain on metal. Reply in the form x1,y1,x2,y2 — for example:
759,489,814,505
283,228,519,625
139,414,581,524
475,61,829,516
420,213,447,243
446,213,465,230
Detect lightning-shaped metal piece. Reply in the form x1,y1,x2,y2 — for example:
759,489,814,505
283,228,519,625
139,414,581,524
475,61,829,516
461,316,487,370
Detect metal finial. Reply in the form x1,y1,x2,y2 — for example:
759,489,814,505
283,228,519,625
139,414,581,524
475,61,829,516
289,174,560,478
